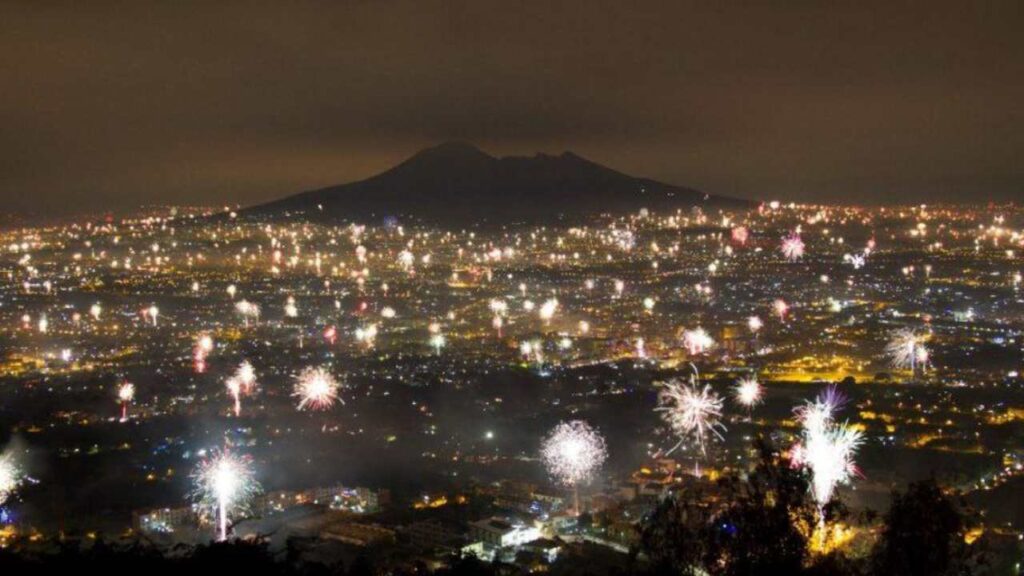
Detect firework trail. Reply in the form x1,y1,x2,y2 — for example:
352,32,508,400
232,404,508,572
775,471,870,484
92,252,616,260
191,450,260,541
792,387,863,517
117,382,135,421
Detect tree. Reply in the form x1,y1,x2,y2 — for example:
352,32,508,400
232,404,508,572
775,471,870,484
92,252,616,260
636,486,714,576
704,439,818,576
869,478,980,576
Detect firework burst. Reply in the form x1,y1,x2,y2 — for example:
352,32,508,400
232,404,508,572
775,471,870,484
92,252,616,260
293,366,342,411
235,300,260,327
0,451,23,507
792,388,863,512
886,328,930,373
117,382,135,421
191,450,260,541
681,327,714,356
734,375,764,410
234,361,257,393
541,420,607,513
656,371,726,456
781,232,805,261
225,377,243,417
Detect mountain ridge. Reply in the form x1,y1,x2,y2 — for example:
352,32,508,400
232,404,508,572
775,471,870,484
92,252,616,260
245,142,753,224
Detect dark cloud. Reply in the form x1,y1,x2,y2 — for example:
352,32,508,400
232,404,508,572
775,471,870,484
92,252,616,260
1,1,1022,215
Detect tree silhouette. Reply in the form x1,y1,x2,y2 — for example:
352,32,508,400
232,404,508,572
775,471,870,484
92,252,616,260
869,478,981,576
703,439,818,576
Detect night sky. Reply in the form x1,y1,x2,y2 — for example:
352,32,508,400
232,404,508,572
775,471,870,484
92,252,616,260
2,1,1022,215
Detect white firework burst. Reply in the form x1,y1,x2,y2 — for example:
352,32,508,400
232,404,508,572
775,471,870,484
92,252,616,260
792,388,863,510
293,366,342,411
0,451,23,506
734,375,764,409
656,373,726,456
682,327,715,356
886,328,930,372
235,300,261,326
191,450,260,541
234,361,257,393
541,420,608,488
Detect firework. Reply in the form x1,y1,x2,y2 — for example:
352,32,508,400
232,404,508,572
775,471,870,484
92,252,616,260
191,450,260,541
293,366,341,411
235,300,260,327
197,334,214,354
0,451,23,507
781,232,805,261
225,377,242,417
734,375,764,409
540,420,608,513
429,333,446,354
234,361,257,392
194,334,214,372
146,305,159,326
773,298,789,319
117,382,135,421
682,327,714,356
886,328,930,373
792,388,863,514
355,324,378,346
748,315,764,333
284,296,298,318
731,226,749,245
539,298,559,323
843,253,866,269
398,249,415,270
656,375,726,457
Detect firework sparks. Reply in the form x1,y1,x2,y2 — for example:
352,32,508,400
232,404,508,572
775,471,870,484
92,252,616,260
792,388,863,512
293,366,342,411
146,305,160,326
886,328,930,373
539,298,559,323
541,420,607,513
681,327,714,356
225,377,242,417
235,300,260,327
748,315,764,333
0,451,23,507
191,450,260,541
194,334,214,372
773,298,790,319
429,333,446,354
656,372,726,456
781,232,805,261
117,382,135,421
734,375,764,409
234,361,257,393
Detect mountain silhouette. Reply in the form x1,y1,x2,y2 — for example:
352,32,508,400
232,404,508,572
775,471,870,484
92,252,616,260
246,142,752,224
